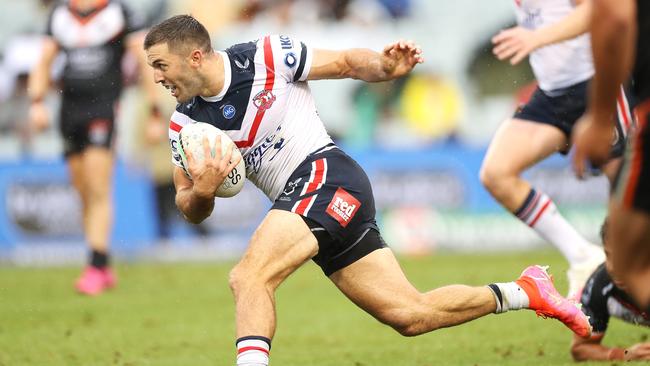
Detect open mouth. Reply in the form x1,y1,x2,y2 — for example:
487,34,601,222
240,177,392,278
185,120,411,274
163,83,178,97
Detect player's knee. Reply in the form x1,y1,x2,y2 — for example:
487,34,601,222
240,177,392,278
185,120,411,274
479,163,512,197
479,162,498,191
228,264,273,297
228,265,248,296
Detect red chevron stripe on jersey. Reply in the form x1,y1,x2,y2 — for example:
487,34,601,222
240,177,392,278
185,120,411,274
235,36,276,148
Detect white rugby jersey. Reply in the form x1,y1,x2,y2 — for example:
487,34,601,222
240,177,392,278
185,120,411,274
169,35,333,201
514,0,594,92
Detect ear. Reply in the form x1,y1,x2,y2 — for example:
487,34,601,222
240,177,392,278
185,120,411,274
188,49,203,68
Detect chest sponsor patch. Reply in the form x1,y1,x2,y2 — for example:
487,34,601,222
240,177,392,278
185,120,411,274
326,187,361,227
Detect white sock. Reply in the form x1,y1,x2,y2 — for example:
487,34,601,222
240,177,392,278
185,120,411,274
515,188,594,266
487,282,530,313
236,337,270,366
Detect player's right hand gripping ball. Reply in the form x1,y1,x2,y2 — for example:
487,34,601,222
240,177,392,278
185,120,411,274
178,122,245,197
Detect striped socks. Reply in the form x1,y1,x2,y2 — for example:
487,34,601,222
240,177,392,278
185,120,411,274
236,336,271,366
514,188,594,266
487,282,529,313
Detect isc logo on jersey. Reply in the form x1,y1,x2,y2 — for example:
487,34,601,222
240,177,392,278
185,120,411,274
326,188,361,227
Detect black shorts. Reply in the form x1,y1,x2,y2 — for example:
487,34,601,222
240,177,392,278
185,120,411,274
612,98,650,213
59,94,118,157
514,80,634,157
272,145,385,276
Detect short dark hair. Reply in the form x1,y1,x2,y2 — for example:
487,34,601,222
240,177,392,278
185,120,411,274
600,217,608,244
144,15,212,54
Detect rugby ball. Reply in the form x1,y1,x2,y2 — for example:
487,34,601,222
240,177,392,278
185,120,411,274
178,122,245,198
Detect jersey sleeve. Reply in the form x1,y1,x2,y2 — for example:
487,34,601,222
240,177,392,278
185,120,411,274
268,35,313,83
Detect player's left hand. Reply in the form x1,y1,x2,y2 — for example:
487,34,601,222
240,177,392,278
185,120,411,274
571,112,614,179
624,343,650,360
382,39,424,78
492,26,541,65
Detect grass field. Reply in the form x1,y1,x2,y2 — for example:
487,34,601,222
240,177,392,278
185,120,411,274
0,249,645,365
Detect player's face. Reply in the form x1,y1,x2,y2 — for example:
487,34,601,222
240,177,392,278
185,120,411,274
146,43,204,103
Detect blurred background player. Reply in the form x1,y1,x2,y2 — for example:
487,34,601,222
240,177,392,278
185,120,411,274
144,15,591,366
479,0,634,298
571,220,650,362
572,0,650,308
28,0,162,295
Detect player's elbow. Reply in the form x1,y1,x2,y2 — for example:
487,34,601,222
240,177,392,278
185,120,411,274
570,342,591,362
594,0,634,33
181,210,209,225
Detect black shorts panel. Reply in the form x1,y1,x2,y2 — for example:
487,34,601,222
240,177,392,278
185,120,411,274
59,95,117,157
302,216,387,276
613,99,650,213
514,81,635,158
272,146,380,274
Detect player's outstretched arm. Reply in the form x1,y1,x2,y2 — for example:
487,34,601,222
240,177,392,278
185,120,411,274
307,40,423,82
571,0,636,176
571,334,625,361
493,0,591,65
572,334,650,361
27,37,59,132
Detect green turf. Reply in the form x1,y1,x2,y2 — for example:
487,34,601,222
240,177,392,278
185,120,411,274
0,250,645,365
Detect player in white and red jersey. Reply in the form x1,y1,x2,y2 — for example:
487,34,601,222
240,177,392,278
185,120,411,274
480,0,635,299
144,15,592,365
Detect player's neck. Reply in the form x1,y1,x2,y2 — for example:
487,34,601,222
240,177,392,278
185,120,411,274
200,52,225,99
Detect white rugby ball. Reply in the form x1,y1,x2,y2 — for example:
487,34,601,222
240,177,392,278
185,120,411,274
178,122,245,198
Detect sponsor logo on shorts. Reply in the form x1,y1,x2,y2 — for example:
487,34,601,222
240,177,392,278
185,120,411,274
326,187,361,227
282,177,303,196
88,119,110,145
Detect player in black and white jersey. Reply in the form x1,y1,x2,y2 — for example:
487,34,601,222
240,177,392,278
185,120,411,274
571,222,650,362
480,0,635,299
144,15,592,365
28,0,162,295
573,0,650,309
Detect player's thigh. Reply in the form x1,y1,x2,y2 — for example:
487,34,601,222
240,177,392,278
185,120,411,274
66,154,85,195
482,118,568,176
234,209,319,286
329,247,422,319
82,147,113,196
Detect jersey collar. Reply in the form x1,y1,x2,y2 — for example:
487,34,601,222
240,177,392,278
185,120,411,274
200,51,231,102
